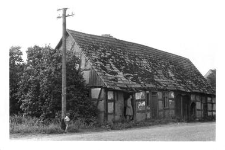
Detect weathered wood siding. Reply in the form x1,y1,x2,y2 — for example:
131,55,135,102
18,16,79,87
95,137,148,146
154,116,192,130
89,69,105,87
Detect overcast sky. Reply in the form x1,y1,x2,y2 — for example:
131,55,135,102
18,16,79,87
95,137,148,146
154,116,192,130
3,0,224,75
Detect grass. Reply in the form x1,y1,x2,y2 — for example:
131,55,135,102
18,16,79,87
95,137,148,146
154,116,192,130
10,115,94,135
10,115,215,135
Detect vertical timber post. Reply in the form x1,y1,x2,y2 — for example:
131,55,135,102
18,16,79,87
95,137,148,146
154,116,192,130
181,96,183,119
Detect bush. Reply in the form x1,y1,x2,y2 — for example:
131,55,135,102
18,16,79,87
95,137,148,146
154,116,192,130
10,115,97,134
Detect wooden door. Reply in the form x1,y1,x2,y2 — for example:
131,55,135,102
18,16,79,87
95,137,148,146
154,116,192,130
151,92,158,119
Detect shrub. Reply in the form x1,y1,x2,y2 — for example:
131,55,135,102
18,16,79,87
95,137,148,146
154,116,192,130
10,115,97,134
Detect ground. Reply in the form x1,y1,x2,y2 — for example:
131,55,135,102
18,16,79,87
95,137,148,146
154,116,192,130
11,122,215,141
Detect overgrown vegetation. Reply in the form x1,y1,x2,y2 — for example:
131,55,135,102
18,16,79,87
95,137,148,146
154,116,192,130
9,45,98,131
10,115,181,135
10,115,94,134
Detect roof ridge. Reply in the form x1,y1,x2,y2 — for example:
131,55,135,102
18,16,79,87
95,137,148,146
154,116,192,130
67,29,189,61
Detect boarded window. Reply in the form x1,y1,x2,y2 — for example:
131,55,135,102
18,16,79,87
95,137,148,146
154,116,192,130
91,88,101,99
108,91,114,100
158,92,163,99
169,92,175,98
135,91,145,99
137,101,145,111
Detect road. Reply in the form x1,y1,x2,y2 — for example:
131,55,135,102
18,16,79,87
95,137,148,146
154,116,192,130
12,122,215,141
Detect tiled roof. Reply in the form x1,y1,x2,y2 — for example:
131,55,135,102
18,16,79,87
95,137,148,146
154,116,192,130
67,29,215,94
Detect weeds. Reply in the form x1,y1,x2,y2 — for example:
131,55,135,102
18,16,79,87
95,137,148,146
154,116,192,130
10,115,215,135
10,115,95,134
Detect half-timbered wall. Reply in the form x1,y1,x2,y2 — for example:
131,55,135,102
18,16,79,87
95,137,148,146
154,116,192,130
115,91,124,121
90,88,106,123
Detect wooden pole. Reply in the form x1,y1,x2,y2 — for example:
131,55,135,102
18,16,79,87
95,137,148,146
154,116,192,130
57,8,74,130
62,8,67,120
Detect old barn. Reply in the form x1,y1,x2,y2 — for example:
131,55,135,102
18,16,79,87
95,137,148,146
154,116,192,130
56,29,216,123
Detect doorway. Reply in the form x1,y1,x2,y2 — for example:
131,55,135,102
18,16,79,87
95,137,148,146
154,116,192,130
124,92,134,121
175,94,190,120
190,102,196,120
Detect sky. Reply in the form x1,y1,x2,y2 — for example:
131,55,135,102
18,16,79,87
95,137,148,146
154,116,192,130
1,0,225,147
2,0,223,75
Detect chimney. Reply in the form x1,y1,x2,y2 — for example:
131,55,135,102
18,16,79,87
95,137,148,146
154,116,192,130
101,34,113,38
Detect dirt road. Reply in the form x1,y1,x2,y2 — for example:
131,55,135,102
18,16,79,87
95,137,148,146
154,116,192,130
11,122,215,141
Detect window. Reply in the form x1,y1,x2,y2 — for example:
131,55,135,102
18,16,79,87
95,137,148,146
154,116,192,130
108,91,114,100
207,97,212,103
137,101,145,111
212,97,216,103
208,103,212,110
157,92,163,99
135,91,145,99
91,88,101,99
169,92,174,98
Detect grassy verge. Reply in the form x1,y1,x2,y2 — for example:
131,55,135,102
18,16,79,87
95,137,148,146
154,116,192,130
10,115,215,135
10,115,96,135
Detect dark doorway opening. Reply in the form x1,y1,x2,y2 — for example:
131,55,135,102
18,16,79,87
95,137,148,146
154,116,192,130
124,92,134,121
151,92,158,119
190,102,196,120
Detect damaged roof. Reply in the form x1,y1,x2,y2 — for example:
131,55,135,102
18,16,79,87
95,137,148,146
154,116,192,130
66,29,215,94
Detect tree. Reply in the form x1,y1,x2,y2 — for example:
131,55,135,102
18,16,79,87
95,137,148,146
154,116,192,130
18,45,97,121
205,69,216,91
9,46,24,115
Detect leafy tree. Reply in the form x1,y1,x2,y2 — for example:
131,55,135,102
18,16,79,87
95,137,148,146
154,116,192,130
206,69,216,91
18,45,97,121
9,46,24,115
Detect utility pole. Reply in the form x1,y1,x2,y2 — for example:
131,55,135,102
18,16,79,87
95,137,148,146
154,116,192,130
57,8,74,129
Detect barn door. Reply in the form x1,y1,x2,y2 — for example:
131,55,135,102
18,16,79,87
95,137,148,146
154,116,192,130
151,92,158,119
